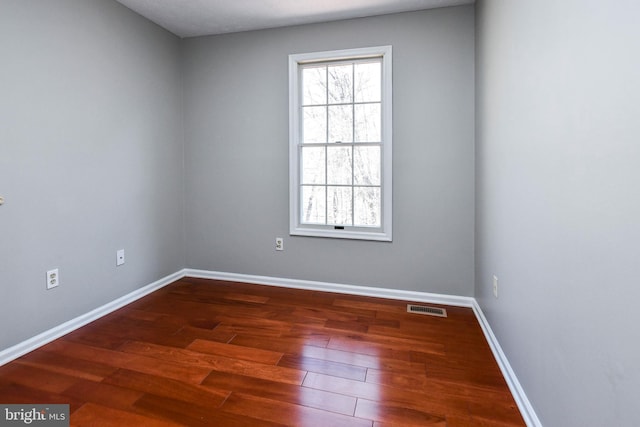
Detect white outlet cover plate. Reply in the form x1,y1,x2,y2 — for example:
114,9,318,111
117,249,125,266
492,275,498,298
47,268,59,289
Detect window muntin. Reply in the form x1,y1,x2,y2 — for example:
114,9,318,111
290,46,392,241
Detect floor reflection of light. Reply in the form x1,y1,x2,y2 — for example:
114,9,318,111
299,344,382,407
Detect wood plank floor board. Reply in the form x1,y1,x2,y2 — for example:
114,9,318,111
63,325,131,350
344,331,448,355
0,363,79,394
159,291,287,318
102,368,230,407
213,313,310,334
0,278,525,426
171,324,237,346
135,394,290,427
0,380,85,412
72,402,183,427
212,323,287,338
302,372,471,417
220,392,373,427
230,333,330,353
365,367,432,392
332,298,412,315
422,354,510,388
118,341,307,385
130,393,290,427
326,335,442,361
288,323,434,354
466,391,525,426
133,298,229,322
61,379,144,413
63,312,194,350
131,394,222,427
367,322,463,342
291,344,425,374
278,353,368,381
323,318,370,334
291,306,377,323
223,292,270,304
355,397,448,426
201,370,358,416
266,310,364,329
41,340,212,384
13,350,118,383
187,338,284,364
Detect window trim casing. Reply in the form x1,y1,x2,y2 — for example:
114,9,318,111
289,45,392,241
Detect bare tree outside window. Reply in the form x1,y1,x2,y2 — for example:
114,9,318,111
290,46,392,241
300,59,382,227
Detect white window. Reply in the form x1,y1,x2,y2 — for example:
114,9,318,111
289,46,392,241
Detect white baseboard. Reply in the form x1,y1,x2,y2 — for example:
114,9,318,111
184,269,476,308
471,301,542,427
0,269,186,367
0,267,540,427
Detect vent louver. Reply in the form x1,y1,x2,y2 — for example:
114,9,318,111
407,304,447,317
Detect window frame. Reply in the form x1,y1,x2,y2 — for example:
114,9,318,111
289,45,393,241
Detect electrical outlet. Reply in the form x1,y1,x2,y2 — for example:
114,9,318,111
116,249,125,266
47,268,59,290
492,275,498,298
275,237,284,251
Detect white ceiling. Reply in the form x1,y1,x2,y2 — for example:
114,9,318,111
115,0,474,38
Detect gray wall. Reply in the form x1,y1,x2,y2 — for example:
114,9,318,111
183,7,475,295
3,1,637,423
0,0,184,350
476,1,640,425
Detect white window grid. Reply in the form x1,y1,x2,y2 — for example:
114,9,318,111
289,46,392,241
299,58,382,228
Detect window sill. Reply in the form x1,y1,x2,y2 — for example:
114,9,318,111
290,226,392,242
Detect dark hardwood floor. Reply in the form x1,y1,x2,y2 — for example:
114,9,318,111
0,277,525,426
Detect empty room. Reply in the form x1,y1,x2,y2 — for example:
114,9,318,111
1,0,637,426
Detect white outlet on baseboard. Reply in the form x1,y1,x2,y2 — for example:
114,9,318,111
116,249,125,266
47,268,59,290
492,275,498,298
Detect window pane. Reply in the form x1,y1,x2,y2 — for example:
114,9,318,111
328,64,353,104
354,103,381,142
354,187,381,227
327,146,352,185
291,46,391,240
354,62,381,103
302,67,326,105
301,186,326,224
328,105,352,143
302,146,325,184
354,146,380,185
303,106,326,143
327,186,353,225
